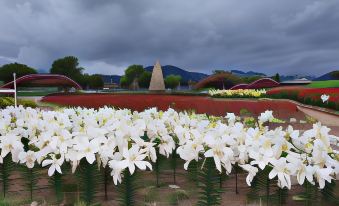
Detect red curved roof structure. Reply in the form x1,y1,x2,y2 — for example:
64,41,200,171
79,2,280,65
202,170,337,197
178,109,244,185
194,72,241,89
0,74,82,90
230,84,248,90
231,78,279,90
247,78,279,89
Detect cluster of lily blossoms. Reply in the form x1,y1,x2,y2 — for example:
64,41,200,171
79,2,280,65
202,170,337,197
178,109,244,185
209,89,266,98
0,106,338,189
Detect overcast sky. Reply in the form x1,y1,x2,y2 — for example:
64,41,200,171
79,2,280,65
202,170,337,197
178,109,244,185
0,0,338,76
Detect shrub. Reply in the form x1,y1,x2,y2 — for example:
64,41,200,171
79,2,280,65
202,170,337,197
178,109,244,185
0,97,37,108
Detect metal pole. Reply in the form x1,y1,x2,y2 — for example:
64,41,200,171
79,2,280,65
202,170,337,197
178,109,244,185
13,73,17,108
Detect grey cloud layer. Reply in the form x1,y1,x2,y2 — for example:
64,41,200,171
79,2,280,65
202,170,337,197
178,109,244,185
0,0,338,75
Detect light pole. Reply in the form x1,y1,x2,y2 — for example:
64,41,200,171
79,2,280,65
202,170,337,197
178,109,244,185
13,73,17,107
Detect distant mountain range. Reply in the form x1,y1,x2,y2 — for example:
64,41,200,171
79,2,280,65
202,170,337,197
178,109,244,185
99,66,337,84
100,65,208,84
144,65,208,83
313,70,339,81
229,70,266,77
279,75,317,81
229,70,318,81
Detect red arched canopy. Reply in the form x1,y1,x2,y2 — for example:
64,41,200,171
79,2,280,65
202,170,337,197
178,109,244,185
194,72,241,89
231,78,279,90
0,74,82,90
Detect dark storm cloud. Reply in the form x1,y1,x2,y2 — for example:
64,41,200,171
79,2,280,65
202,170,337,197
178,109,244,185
0,0,338,75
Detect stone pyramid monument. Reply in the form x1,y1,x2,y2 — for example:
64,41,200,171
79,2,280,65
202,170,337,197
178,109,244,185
149,60,165,91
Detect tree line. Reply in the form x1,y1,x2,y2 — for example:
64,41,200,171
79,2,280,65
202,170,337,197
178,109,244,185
0,56,104,90
0,57,182,90
120,64,182,90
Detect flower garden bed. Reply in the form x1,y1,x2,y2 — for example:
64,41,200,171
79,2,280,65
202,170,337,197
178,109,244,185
209,89,266,98
206,87,339,111
267,86,339,111
0,106,338,205
41,93,304,120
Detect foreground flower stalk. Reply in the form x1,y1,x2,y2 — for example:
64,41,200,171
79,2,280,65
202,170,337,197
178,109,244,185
0,105,338,190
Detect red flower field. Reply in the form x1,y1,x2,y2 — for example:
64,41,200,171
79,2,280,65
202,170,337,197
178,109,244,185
268,86,339,96
42,94,303,119
267,86,339,110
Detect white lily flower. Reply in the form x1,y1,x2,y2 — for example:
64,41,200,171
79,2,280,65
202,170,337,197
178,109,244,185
108,152,124,185
258,110,274,123
240,164,259,186
269,158,294,189
204,135,234,173
0,134,23,158
158,135,176,158
74,138,100,164
320,94,329,103
314,166,333,189
19,151,36,168
118,145,152,175
42,154,64,176
225,113,236,125
297,164,315,185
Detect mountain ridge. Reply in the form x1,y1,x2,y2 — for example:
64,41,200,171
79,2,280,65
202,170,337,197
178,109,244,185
229,70,266,77
144,65,209,83
313,70,339,81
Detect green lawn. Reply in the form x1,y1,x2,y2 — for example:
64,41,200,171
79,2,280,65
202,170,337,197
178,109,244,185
307,80,339,88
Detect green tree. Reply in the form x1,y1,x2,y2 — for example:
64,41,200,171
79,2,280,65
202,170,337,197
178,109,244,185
165,75,182,89
88,74,104,90
241,76,262,84
77,74,103,90
0,63,37,83
138,71,152,88
78,73,91,89
222,73,242,89
120,76,129,88
124,65,145,85
273,73,280,82
50,56,84,83
212,70,225,74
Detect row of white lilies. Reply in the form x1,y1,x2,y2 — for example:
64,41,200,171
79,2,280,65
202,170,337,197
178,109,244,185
0,106,338,189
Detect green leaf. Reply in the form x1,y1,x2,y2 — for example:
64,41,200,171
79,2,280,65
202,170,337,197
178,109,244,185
0,154,14,198
117,170,138,206
76,160,102,205
321,181,339,204
102,165,111,201
247,167,288,206
171,147,178,184
19,165,40,201
187,160,199,184
197,158,223,206
49,172,63,204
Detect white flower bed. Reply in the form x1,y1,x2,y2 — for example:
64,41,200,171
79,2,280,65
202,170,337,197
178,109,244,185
0,106,338,189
